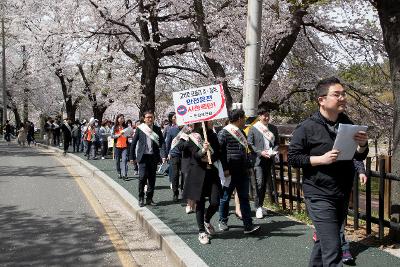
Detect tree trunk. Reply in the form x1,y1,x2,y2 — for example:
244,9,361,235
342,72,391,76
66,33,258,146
92,104,107,123
55,69,77,120
192,0,233,109
259,7,307,99
139,53,159,115
376,0,400,241
12,107,21,128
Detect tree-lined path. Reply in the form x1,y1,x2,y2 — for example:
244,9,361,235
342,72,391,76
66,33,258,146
1,140,398,266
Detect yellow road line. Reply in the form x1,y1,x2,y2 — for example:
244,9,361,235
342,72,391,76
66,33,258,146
56,157,138,267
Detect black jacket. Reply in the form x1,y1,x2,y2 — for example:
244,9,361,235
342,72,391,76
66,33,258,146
288,111,369,199
218,127,251,172
129,124,166,163
182,129,221,201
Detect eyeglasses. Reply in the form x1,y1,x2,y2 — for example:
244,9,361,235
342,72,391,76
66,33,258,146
323,91,347,99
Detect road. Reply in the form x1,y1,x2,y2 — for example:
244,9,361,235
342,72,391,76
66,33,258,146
0,141,127,266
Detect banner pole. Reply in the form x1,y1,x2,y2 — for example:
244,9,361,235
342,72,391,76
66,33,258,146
201,121,212,164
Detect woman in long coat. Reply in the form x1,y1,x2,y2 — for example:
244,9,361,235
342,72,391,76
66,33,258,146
182,121,222,245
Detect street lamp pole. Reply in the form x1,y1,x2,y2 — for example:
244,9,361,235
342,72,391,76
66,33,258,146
242,0,263,117
1,17,7,125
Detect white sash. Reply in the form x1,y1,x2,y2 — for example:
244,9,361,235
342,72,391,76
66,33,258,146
138,123,160,146
189,133,226,185
223,124,248,149
170,128,186,151
64,123,72,135
189,133,214,154
253,121,275,144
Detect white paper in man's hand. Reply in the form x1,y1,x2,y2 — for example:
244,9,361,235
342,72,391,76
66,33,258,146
122,126,134,137
333,124,368,161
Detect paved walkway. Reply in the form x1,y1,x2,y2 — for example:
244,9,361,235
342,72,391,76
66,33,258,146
72,151,400,267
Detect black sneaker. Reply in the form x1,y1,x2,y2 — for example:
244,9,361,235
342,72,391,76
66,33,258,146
244,225,261,234
139,198,145,207
173,195,179,202
342,249,355,264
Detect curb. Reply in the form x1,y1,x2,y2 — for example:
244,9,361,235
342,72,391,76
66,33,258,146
37,143,208,267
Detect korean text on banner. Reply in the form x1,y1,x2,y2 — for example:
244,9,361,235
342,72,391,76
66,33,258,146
172,84,228,125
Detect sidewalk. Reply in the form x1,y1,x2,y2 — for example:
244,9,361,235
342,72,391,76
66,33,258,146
64,151,400,267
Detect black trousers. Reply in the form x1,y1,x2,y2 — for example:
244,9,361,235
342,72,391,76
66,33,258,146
63,138,71,153
169,156,183,196
253,160,273,208
138,154,158,200
196,172,220,233
305,197,347,267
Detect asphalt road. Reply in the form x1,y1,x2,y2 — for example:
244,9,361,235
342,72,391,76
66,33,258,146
0,141,123,267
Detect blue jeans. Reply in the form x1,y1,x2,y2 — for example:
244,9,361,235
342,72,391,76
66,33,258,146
219,172,253,228
115,147,128,176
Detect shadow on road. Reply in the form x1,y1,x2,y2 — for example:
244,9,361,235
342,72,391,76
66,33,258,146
0,205,119,266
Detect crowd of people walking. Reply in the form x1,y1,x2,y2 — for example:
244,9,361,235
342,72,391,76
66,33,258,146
1,77,371,266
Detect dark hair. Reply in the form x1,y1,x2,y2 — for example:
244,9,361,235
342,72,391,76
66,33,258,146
126,119,133,126
113,114,126,133
6,120,9,123
142,110,154,118
257,107,270,115
228,109,245,123
168,112,176,123
101,120,108,127
315,77,342,100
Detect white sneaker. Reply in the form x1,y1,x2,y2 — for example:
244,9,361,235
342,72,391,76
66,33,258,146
101,157,105,160
198,232,210,244
256,207,264,219
262,207,268,216
144,185,147,193
170,183,172,189
185,205,194,214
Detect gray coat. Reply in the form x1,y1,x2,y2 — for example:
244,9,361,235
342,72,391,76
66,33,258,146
247,123,279,166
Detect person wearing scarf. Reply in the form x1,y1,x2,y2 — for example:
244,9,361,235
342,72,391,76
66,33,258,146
129,111,166,207
182,121,222,245
247,107,279,219
61,118,73,155
217,109,261,235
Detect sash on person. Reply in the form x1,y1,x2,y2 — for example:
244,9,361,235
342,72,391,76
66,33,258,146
138,123,160,146
223,124,248,149
170,128,189,151
253,121,275,144
64,123,72,135
189,133,214,154
189,132,227,185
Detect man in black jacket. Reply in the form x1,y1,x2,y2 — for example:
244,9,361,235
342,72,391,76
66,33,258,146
218,109,260,234
288,77,369,267
130,111,166,207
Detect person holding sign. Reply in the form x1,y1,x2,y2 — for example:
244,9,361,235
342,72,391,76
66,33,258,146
218,109,261,235
288,77,369,267
129,111,166,207
247,107,279,219
111,114,129,180
182,121,222,245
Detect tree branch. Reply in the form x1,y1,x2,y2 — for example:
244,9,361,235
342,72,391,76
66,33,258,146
159,65,208,77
